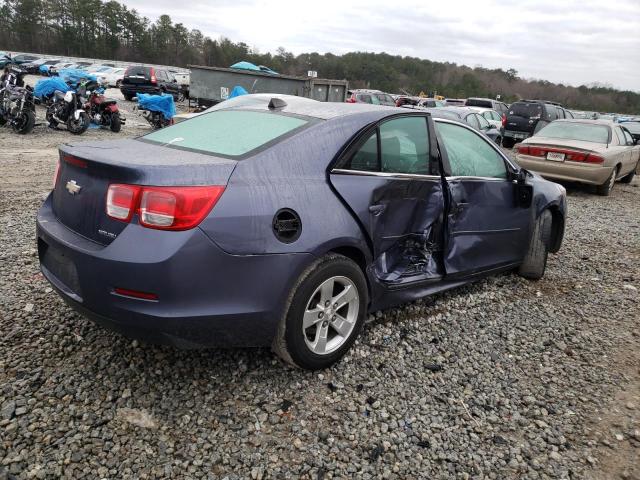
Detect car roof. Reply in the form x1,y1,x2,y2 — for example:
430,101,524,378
208,94,399,120
465,106,498,113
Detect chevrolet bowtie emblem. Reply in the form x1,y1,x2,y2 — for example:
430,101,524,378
66,180,82,195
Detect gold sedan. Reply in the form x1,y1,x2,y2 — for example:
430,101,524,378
515,120,639,195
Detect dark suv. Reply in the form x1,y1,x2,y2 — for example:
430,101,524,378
502,100,574,147
120,66,182,101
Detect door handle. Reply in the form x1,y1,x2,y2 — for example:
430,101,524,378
369,204,386,216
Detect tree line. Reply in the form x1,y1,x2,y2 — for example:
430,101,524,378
1,0,638,113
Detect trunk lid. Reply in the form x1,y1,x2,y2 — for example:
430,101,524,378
52,139,236,245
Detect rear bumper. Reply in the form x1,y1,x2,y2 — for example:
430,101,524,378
516,155,613,185
36,194,313,348
120,84,160,96
503,130,532,141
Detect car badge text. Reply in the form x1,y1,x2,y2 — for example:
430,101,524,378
66,180,82,195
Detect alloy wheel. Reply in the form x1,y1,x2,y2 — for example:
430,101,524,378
302,276,359,355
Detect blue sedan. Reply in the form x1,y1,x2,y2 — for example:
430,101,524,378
37,95,566,369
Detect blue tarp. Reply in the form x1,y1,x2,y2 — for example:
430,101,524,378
57,68,97,87
230,61,278,75
34,77,72,99
137,93,176,120
228,85,248,99
39,64,50,74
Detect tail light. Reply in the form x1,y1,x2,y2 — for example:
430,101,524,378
150,67,157,84
501,114,507,128
515,145,603,164
345,96,356,103
107,184,140,222
53,160,61,189
106,184,225,230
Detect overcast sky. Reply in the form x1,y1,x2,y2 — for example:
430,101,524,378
125,0,640,92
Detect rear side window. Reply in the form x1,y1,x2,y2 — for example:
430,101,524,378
509,102,543,119
357,94,372,104
465,114,480,129
614,128,627,145
545,106,559,121
466,99,492,108
141,110,309,157
436,122,507,179
379,117,429,174
344,116,430,174
622,129,633,145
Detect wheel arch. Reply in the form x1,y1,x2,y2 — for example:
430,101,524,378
546,205,564,253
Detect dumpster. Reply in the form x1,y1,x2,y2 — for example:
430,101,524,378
188,65,348,106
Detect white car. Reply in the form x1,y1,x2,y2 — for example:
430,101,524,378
467,107,504,130
169,70,190,87
97,67,126,88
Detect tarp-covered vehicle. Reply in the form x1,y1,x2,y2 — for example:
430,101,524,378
36,95,566,370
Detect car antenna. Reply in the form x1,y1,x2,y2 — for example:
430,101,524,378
268,97,287,109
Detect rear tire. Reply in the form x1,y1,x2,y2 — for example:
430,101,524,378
109,112,122,133
123,93,133,101
596,168,617,196
502,137,515,149
273,254,368,370
518,210,552,280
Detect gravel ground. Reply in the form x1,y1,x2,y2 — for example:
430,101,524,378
1,90,639,479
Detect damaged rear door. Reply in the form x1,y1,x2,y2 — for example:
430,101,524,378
330,114,446,289
435,120,531,276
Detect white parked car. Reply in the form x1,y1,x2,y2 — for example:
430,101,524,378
97,67,126,88
467,107,504,130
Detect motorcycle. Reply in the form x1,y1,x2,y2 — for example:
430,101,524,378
83,80,124,133
45,89,90,135
0,66,36,134
133,94,174,129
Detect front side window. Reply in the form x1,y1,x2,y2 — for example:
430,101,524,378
141,110,309,157
436,122,507,179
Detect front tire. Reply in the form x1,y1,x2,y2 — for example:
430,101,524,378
67,112,90,135
13,109,35,134
518,210,552,280
273,254,368,370
619,163,637,184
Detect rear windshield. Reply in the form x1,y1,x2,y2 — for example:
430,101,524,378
125,66,150,77
140,110,310,157
623,122,640,134
466,99,492,108
535,122,610,144
509,102,543,119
